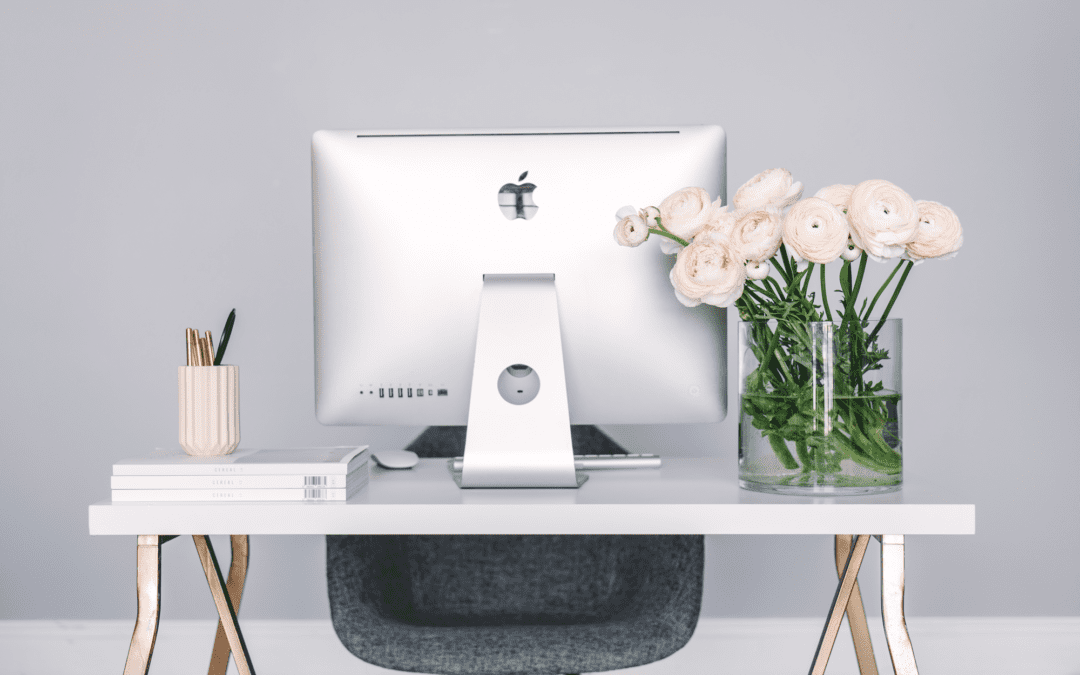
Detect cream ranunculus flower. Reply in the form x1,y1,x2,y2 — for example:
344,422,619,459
732,168,803,212
746,260,770,280
814,184,855,215
782,197,850,264
658,187,714,240
905,200,963,263
840,238,863,261
668,237,747,308
701,202,740,239
730,208,784,263
639,205,661,229
847,179,920,261
613,210,649,247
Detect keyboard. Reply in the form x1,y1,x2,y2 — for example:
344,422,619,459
450,454,661,472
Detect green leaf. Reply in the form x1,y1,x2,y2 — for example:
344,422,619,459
213,309,236,366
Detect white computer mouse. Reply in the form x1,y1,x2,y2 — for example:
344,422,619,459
371,449,419,469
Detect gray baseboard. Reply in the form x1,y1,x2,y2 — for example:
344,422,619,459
2,617,1078,674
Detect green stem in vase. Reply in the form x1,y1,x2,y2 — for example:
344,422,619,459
767,433,800,470
794,438,812,469
861,260,906,321
820,264,833,321
800,262,815,297
747,280,782,304
850,252,868,309
777,243,795,284
868,260,913,343
838,260,854,319
762,275,788,302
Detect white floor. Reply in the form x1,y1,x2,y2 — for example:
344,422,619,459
2,617,1078,675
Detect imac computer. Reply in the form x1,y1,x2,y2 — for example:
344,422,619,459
312,126,727,487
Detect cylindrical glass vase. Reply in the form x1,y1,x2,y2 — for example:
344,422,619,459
738,319,902,495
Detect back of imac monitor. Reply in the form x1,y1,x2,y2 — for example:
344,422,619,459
313,126,727,427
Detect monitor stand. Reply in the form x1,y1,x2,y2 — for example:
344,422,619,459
457,274,584,488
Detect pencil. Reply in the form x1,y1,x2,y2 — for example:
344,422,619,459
186,328,197,366
205,330,216,366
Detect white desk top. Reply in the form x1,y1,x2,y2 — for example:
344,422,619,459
89,458,974,536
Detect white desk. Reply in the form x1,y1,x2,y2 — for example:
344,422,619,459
89,458,975,675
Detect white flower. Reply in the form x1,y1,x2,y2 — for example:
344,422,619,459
782,197,850,264
905,200,963,262
746,260,770,280
658,187,715,240
669,236,747,308
668,237,747,308
730,208,784,263
613,212,649,247
814,184,855,215
847,179,920,261
732,168,803,212
701,203,740,239
840,239,863,261
640,205,661,227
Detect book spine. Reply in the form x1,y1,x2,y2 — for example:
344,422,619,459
111,473,355,489
111,477,367,502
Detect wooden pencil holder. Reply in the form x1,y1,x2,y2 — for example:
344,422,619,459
178,365,240,456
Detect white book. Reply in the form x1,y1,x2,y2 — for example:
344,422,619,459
111,474,368,502
112,446,368,476
111,465,365,490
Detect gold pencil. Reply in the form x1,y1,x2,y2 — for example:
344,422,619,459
186,328,197,366
206,330,216,366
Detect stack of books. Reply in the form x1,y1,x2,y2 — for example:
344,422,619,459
111,446,369,502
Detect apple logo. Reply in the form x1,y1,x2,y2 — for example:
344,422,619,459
497,171,538,220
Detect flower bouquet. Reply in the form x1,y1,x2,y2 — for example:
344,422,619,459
614,169,962,494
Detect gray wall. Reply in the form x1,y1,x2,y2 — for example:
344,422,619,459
2,1,1077,622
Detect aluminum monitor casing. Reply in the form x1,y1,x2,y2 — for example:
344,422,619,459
312,126,727,427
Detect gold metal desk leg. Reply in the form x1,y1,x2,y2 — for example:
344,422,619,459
208,535,249,675
192,535,256,675
123,535,177,675
881,534,919,674
809,533,871,675
835,535,879,675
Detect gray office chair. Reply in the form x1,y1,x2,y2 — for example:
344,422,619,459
327,426,705,675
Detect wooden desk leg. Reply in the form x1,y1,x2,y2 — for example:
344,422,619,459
881,535,919,674
808,534,871,675
123,535,177,675
192,535,256,675
208,535,249,675
835,535,879,675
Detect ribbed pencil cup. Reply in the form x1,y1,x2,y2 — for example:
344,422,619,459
178,365,240,456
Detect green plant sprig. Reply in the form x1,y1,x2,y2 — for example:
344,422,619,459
212,309,236,366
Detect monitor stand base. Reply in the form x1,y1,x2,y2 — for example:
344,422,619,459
448,465,588,488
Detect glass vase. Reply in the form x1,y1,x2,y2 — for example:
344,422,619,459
738,319,902,495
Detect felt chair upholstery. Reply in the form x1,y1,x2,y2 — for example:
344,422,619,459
326,427,704,675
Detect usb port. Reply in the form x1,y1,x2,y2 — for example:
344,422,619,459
389,388,394,398
379,388,384,398
437,389,448,396
407,388,413,397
